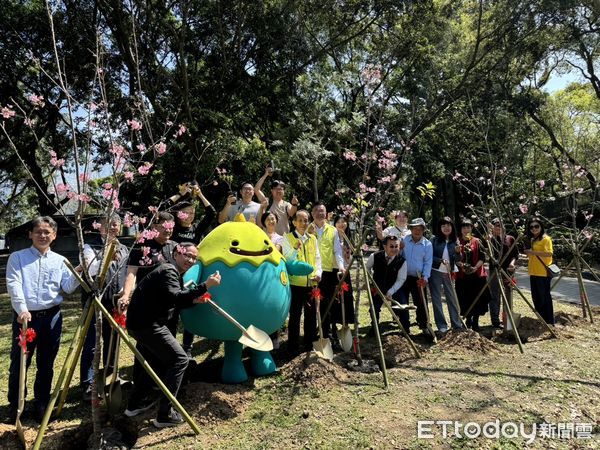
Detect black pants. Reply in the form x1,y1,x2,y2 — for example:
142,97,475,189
530,275,554,324
129,324,189,415
288,285,317,352
8,307,62,409
80,296,116,387
400,276,428,329
318,270,338,338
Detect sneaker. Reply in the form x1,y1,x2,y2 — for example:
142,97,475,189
152,408,184,428
124,398,157,417
492,323,504,330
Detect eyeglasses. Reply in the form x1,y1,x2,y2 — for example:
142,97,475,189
530,224,540,230
181,253,196,262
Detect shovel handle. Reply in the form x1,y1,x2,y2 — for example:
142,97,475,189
205,298,249,337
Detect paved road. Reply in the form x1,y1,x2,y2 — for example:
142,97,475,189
514,268,600,307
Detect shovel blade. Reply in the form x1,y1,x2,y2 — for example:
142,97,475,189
313,338,334,361
106,383,123,416
238,325,273,351
339,326,353,352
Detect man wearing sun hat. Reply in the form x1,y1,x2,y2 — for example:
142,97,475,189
399,218,433,334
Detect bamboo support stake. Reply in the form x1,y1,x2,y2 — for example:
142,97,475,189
499,268,558,339
495,267,524,354
361,256,389,389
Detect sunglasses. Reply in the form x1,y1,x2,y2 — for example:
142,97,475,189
530,224,541,230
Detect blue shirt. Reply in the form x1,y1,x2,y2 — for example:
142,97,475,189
6,246,80,315
402,235,433,279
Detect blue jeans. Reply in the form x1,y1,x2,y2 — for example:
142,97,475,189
429,270,462,331
8,307,62,408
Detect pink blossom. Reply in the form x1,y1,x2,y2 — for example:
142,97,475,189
582,230,593,240
142,246,151,257
110,144,126,157
24,118,34,127
216,167,227,175
381,149,397,160
137,162,153,176
141,229,160,241
102,182,113,189
362,65,382,85
155,142,167,155
361,244,369,251
378,156,397,171
124,213,134,228
343,151,357,161
123,171,134,182
377,176,392,184
537,180,545,188
359,183,367,193
66,191,77,199
101,188,113,200
89,102,98,111
27,94,45,107
175,124,187,137
138,217,147,225
92,221,102,230
584,212,594,221
79,193,91,203
55,183,71,195
139,256,153,266
166,120,174,127
177,211,190,221
79,173,91,183
127,119,143,131
162,220,175,231
49,150,65,168
112,197,120,209
147,206,158,214
136,143,147,153
175,244,186,255
519,204,528,214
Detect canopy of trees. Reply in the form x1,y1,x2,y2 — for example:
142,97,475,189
0,0,598,233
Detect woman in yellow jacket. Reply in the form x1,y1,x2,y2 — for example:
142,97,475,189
524,217,555,324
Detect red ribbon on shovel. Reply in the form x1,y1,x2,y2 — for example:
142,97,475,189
112,308,127,329
18,326,36,353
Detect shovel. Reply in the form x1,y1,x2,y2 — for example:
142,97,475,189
338,289,353,352
183,279,273,351
313,298,334,361
417,272,437,344
205,298,273,351
16,319,28,449
443,261,467,329
106,330,123,415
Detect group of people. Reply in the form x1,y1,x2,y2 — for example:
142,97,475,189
4,166,557,429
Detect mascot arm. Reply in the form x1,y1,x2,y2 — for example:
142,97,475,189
285,259,314,276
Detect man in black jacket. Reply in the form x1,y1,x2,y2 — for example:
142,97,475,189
366,235,409,335
124,242,221,428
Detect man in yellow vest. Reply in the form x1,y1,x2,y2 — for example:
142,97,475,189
310,202,345,349
282,210,322,355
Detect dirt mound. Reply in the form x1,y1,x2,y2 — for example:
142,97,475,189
554,311,583,326
280,352,353,388
0,421,92,450
436,329,500,354
516,316,555,341
182,382,253,425
380,334,419,367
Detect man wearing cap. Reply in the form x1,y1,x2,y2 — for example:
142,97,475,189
376,210,411,241
366,235,408,336
400,218,433,334
254,166,298,235
488,218,518,329
218,182,261,223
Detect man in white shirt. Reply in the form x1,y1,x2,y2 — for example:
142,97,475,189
366,235,407,336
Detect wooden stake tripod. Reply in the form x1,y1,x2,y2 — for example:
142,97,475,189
32,260,201,450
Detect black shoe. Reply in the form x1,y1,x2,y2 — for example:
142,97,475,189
124,397,157,417
492,323,504,330
152,408,184,428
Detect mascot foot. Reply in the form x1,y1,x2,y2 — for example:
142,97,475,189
222,341,248,383
250,350,277,377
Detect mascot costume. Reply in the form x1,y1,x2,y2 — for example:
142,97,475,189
182,214,312,383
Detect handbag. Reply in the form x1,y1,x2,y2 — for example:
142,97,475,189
535,255,560,278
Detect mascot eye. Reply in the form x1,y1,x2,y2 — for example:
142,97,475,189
231,240,239,247
264,240,269,245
